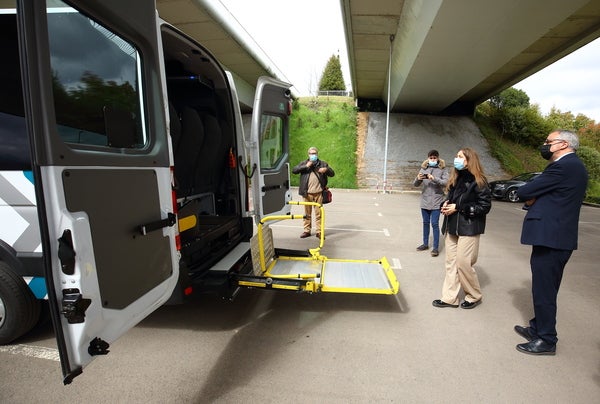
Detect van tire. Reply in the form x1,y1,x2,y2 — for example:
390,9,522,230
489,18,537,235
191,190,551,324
0,261,41,344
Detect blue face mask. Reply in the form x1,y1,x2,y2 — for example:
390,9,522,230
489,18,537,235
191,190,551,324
453,157,465,170
428,160,438,167
309,154,318,162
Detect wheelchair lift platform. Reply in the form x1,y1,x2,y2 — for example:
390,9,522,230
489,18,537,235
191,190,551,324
235,201,399,295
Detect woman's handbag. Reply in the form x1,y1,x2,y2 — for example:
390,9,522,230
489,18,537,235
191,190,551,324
322,187,332,204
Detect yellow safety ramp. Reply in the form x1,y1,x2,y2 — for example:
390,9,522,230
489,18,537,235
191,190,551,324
235,201,399,295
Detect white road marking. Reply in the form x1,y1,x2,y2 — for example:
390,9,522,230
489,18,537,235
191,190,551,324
0,344,60,361
383,228,390,237
377,212,383,216
392,258,402,270
272,224,386,234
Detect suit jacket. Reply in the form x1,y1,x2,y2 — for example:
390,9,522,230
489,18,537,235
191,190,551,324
517,153,588,250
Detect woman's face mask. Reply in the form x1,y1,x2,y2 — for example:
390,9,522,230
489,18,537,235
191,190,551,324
453,157,466,170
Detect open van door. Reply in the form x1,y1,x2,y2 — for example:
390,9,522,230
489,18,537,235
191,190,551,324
16,0,178,383
249,77,293,220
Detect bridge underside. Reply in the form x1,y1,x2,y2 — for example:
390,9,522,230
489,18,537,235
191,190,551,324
342,0,600,114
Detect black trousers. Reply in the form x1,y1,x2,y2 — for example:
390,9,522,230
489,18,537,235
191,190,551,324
529,245,572,345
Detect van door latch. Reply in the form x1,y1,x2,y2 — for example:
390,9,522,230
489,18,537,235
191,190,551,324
139,212,176,235
61,288,91,324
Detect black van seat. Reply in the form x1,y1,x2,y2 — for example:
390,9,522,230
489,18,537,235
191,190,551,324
168,102,182,152
175,107,205,198
194,112,222,193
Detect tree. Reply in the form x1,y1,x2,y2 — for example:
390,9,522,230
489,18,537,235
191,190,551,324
318,54,346,92
489,87,530,110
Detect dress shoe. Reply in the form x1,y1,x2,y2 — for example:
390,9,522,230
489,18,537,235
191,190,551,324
432,299,458,308
316,233,325,239
416,244,429,251
300,232,311,238
514,325,536,341
431,249,439,257
516,338,556,356
460,300,481,309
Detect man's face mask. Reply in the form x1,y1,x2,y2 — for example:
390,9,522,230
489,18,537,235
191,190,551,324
539,144,553,160
309,154,318,162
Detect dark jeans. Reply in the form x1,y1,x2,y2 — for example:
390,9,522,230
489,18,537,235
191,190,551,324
421,208,441,249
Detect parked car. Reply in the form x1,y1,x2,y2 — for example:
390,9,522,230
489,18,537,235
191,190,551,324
490,172,542,202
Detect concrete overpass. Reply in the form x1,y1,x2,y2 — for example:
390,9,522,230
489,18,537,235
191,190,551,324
341,0,600,114
157,0,600,114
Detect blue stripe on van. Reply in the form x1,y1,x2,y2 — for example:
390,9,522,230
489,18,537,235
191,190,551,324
23,170,34,184
27,277,47,299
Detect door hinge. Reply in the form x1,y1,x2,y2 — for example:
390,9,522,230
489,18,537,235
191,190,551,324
61,288,91,324
88,337,110,356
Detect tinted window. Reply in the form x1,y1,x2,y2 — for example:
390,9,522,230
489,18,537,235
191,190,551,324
0,13,30,169
259,114,283,169
47,3,146,148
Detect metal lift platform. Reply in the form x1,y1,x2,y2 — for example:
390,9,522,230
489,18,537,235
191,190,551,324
235,201,399,295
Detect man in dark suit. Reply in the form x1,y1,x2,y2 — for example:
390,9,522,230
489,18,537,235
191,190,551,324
514,130,588,355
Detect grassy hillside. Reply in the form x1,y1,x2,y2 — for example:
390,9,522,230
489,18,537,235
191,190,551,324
289,97,357,189
288,97,599,203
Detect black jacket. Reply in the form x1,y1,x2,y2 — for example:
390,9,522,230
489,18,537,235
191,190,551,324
442,171,492,236
292,159,335,197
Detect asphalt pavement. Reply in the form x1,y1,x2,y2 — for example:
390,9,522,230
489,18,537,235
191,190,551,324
1,190,599,403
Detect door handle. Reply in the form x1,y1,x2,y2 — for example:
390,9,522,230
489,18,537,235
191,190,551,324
139,212,176,235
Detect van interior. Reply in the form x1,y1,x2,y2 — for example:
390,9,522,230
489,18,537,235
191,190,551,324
161,26,251,284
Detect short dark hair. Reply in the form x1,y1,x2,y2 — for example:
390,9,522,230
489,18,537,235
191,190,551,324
428,149,439,157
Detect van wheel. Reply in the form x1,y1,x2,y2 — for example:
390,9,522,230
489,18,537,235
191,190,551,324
0,261,41,344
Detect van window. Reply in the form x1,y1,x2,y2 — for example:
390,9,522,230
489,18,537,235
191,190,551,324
47,3,146,149
0,10,30,170
259,114,284,169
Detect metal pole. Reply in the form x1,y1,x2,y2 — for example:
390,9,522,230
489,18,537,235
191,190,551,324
382,34,395,193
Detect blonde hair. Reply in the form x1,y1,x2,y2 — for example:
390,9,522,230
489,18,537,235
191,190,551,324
446,147,488,192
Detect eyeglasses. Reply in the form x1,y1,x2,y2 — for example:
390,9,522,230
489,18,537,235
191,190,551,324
543,138,565,145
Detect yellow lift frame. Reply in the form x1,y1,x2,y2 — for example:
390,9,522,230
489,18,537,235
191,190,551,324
236,201,399,295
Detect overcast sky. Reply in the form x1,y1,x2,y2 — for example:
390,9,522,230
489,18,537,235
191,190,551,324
220,0,600,122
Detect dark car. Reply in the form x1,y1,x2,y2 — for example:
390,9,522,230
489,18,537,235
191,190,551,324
489,172,542,202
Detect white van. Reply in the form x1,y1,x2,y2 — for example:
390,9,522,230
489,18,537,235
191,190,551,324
3,0,398,384
1,0,294,382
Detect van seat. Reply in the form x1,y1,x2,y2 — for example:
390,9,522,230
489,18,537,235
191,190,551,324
175,107,205,198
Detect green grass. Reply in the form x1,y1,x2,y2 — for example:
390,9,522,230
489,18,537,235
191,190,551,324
289,97,357,189
473,114,547,175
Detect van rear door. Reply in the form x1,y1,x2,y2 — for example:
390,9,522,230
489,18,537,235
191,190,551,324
249,77,292,219
17,0,177,383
